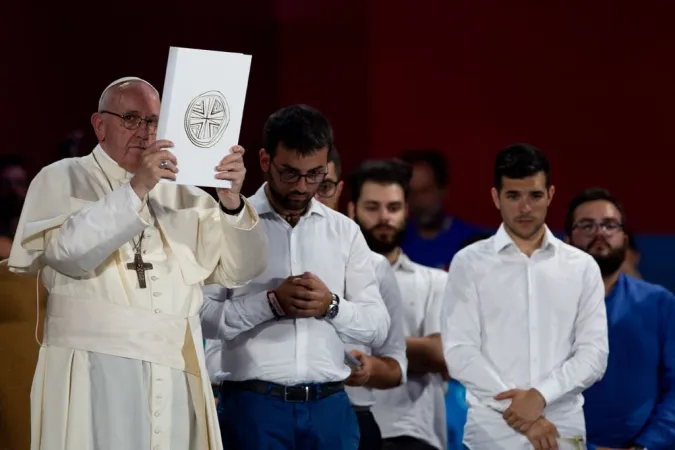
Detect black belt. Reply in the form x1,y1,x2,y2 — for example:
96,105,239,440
351,405,371,413
221,380,344,402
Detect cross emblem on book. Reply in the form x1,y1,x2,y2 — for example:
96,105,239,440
126,252,153,289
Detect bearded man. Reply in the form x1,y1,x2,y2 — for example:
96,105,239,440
565,187,675,450
199,104,390,450
6,76,268,450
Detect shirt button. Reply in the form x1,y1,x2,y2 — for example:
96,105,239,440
153,292,161,297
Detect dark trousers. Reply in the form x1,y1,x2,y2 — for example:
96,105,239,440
218,385,359,449
354,408,382,450
382,436,438,450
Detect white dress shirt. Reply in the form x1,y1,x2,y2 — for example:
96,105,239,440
441,224,609,450
372,253,449,450
345,251,408,408
200,184,391,385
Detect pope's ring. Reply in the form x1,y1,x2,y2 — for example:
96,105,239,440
159,160,169,170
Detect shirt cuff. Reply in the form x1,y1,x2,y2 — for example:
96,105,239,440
232,290,276,326
328,297,356,331
533,376,560,406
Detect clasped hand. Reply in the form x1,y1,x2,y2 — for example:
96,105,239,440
275,272,332,318
345,350,372,387
129,140,247,206
495,388,546,432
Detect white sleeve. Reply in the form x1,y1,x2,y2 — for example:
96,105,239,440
330,230,391,348
44,183,149,277
372,259,409,382
200,284,275,341
441,252,512,413
204,339,223,385
533,258,609,405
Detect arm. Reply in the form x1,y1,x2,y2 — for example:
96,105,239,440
44,183,149,277
633,290,675,448
532,259,609,406
441,253,512,412
199,284,275,341
409,270,450,375
368,261,407,389
207,198,269,288
330,230,391,348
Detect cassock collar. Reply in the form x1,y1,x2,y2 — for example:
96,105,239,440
92,145,134,182
249,182,326,218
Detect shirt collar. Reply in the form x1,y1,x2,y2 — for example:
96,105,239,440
492,223,557,254
392,251,416,272
249,182,326,218
93,145,133,182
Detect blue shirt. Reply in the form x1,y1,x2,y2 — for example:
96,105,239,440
401,216,483,271
583,274,675,449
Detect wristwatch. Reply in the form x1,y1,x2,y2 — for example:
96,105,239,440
324,293,340,319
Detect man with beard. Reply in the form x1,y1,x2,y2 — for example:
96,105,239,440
199,104,390,450
565,187,675,450
399,149,483,271
441,144,609,450
347,159,449,450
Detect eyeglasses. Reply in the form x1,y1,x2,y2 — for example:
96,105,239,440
572,219,624,236
272,161,327,184
100,110,159,134
316,180,338,198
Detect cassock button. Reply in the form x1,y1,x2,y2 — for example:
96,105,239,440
151,276,158,281
154,411,160,417
154,428,161,435
154,308,161,314
153,292,161,297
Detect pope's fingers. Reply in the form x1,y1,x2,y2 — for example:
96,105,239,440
230,145,245,154
216,160,244,172
149,139,174,152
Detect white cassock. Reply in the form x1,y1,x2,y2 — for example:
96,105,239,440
6,145,268,450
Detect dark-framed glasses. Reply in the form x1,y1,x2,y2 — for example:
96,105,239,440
317,180,338,198
272,161,327,184
572,219,624,236
100,110,159,134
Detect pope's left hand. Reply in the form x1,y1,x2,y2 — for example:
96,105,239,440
216,145,246,209
495,388,546,432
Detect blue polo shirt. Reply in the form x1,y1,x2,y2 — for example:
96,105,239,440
583,274,675,449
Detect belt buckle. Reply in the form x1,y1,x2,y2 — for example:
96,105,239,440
284,385,309,402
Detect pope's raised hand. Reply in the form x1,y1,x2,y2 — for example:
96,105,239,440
130,140,177,199
216,145,246,210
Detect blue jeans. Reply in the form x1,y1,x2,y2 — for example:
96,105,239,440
218,387,360,450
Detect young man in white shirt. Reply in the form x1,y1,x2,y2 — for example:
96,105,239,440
199,105,391,450
314,148,409,450
441,143,609,450
347,159,450,450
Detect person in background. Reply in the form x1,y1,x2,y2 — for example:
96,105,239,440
565,187,675,450
441,144,608,450
620,231,642,279
0,155,28,259
399,149,483,271
314,147,410,449
200,104,391,450
348,159,449,450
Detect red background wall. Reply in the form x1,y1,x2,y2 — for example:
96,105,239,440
2,1,672,232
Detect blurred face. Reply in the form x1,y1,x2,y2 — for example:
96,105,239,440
314,161,344,211
491,172,554,241
260,144,328,212
352,181,407,255
568,200,627,277
408,162,443,226
1,165,28,200
91,81,160,173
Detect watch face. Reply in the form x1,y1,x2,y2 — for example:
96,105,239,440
327,304,338,319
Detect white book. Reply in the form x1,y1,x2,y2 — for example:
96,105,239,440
157,46,252,188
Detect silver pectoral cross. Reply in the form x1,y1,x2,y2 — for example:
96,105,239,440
126,252,153,289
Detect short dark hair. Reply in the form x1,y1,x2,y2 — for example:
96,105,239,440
327,146,342,178
349,159,413,204
494,143,550,191
262,104,334,158
564,187,626,236
400,148,448,187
